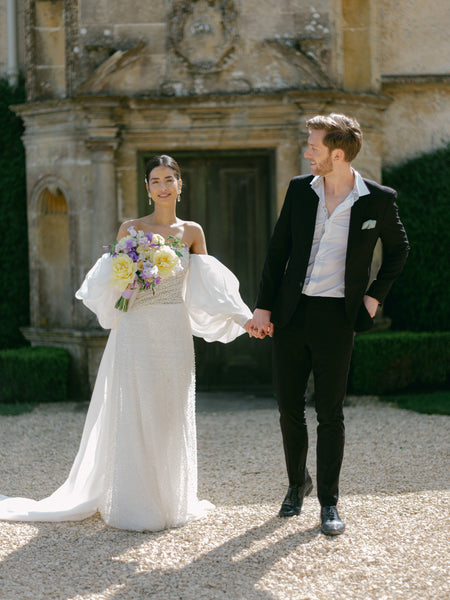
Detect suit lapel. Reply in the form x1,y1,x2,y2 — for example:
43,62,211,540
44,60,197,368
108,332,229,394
299,184,319,248
346,196,366,258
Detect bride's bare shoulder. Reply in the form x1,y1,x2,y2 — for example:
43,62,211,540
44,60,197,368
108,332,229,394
182,220,204,235
117,218,140,240
180,220,207,254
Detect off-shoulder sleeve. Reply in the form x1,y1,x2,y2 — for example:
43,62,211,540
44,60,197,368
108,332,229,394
184,254,252,343
75,253,129,330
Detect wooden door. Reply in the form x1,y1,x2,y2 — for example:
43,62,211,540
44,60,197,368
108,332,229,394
140,150,275,390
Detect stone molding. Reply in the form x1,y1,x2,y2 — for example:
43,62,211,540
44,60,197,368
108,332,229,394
13,88,392,124
382,73,450,89
77,43,148,95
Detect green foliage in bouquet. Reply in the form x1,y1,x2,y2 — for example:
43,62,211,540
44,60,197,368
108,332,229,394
382,145,450,331
0,77,28,349
0,346,70,404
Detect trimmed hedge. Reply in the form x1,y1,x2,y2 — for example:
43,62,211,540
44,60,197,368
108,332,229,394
348,331,450,395
0,76,29,349
0,346,70,404
382,145,450,331
384,391,450,416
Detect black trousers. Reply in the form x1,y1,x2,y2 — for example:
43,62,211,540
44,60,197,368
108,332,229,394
273,295,354,507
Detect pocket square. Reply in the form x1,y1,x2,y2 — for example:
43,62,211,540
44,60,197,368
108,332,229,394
361,219,377,230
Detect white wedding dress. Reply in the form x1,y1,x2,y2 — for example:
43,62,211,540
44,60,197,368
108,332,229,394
0,247,251,531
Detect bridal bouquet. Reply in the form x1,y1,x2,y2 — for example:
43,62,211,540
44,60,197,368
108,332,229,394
106,226,185,311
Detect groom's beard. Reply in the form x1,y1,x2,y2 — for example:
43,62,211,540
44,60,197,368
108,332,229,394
314,154,334,177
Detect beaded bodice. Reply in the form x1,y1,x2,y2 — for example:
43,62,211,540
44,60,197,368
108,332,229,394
130,247,189,311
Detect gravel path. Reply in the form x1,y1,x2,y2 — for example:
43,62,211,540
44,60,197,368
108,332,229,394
0,394,449,600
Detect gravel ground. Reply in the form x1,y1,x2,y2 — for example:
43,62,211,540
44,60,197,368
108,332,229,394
0,393,449,600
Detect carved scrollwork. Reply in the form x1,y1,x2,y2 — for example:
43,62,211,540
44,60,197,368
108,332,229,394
168,0,238,73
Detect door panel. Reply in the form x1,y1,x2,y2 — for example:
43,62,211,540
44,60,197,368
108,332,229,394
140,150,275,389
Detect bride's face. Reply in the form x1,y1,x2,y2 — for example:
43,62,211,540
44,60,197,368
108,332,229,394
147,166,182,205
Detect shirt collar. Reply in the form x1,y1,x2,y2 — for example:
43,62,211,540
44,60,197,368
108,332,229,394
353,169,370,197
310,169,370,200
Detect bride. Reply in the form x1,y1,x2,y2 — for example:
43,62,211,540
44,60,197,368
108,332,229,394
0,155,252,531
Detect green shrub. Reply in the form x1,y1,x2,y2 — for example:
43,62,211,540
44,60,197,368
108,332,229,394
382,145,450,331
0,76,28,349
348,331,450,395
384,390,450,415
0,346,70,404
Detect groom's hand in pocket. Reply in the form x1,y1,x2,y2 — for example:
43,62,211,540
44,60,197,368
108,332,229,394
363,294,379,318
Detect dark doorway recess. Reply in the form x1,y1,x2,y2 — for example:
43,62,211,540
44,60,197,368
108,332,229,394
138,149,276,390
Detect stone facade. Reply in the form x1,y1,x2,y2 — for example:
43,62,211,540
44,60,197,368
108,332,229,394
1,0,448,394
379,0,450,165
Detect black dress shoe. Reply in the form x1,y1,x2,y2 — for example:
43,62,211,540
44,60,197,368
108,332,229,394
320,505,345,535
279,476,313,517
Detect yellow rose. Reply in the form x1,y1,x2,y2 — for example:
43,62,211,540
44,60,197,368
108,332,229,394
152,246,180,277
110,254,137,291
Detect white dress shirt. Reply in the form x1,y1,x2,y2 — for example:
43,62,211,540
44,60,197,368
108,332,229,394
302,170,370,297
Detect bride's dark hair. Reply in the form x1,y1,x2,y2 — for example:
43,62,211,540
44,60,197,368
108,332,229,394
145,155,181,182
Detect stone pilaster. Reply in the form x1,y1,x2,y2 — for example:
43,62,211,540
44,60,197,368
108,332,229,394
85,138,120,257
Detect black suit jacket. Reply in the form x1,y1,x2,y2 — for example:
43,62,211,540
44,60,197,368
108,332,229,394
255,175,410,332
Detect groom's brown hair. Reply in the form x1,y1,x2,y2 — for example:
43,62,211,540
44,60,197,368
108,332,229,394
306,113,363,162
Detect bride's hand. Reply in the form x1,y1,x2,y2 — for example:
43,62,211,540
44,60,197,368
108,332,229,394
245,311,274,338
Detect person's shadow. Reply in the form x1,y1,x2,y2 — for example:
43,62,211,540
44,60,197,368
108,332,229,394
0,513,321,599
111,516,321,600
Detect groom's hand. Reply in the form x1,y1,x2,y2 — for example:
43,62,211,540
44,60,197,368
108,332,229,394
363,294,380,318
248,309,274,339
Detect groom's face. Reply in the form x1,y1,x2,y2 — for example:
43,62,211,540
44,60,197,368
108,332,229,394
304,129,334,176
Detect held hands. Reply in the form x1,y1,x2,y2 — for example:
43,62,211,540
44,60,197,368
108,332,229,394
244,308,274,339
244,297,379,337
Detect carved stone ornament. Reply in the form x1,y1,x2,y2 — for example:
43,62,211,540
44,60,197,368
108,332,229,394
169,0,238,72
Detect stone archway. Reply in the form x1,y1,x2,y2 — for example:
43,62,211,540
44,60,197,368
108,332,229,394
27,177,75,328
22,175,108,399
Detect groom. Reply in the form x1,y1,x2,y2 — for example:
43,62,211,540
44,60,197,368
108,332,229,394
247,113,409,535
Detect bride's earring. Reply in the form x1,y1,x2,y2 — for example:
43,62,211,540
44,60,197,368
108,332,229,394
177,194,181,203
145,178,152,205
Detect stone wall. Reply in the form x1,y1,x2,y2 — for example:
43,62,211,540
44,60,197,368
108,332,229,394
380,0,449,75
73,0,334,97
379,0,450,165
1,0,448,165
381,77,450,166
